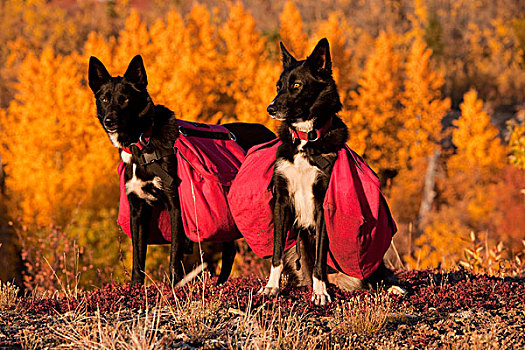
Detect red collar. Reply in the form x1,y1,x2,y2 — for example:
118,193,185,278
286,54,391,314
290,117,333,142
121,127,153,154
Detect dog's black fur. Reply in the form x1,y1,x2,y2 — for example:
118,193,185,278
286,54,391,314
261,39,402,305
88,55,275,285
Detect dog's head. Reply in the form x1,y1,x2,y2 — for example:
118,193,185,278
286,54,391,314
88,55,154,148
267,38,342,130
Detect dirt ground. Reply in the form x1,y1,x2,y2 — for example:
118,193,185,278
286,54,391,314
1,269,524,349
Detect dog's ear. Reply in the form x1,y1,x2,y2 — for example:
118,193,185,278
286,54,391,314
88,56,111,94
123,55,148,90
306,38,332,74
280,42,297,69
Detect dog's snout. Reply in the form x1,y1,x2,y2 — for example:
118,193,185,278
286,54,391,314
104,115,117,130
267,103,278,116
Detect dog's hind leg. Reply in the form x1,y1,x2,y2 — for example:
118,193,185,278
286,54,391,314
129,195,152,285
167,197,185,286
216,241,236,285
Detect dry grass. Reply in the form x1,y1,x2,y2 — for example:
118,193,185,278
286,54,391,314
3,269,524,349
227,299,323,350
332,293,394,335
0,280,19,309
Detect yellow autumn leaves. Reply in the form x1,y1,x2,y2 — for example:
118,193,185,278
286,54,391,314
0,1,523,275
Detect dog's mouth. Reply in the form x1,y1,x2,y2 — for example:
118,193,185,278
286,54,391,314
269,112,286,121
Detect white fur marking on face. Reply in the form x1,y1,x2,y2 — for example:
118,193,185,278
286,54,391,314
265,263,284,290
275,153,320,229
312,276,331,302
292,119,314,133
120,150,132,164
108,133,122,148
125,164,157,203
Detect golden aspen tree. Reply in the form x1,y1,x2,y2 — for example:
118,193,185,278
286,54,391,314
404,208,471,269
145,11,203,121
348,31,404,173
312,12,353,96
399,38,450,164
509,121,525,170
113,10,152,73
0,49,118,226
219,3,279,127
395,35,450,227
450,89,506,172
185,4,224,121
279,1,308,58
408,89,510,268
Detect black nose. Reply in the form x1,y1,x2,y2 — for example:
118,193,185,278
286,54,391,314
267,104,277,116
104,116,117,130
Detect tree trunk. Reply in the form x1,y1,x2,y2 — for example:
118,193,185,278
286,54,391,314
417,148,441,231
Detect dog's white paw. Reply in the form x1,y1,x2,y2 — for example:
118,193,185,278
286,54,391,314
311,291,331,306
387,285,407,296
258,264,283,298
312,276,331,306
258,286,280,297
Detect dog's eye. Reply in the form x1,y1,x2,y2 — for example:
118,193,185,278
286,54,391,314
101,97,108,103
124,98,129,104
292,82,302,89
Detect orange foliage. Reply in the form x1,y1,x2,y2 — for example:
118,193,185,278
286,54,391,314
279,1,308,58
0,2,523,282
348,31,404,171
399,38,450,164
0,49,117,226
450,89,506,172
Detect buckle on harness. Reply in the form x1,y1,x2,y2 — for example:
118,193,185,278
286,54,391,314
141,151,159,164
178,125,188,137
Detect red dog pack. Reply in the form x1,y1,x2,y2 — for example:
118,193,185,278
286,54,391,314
118,120,245,244
228,139,396,279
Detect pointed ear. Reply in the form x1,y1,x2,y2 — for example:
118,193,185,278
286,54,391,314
280,42,297,68
88,56,111,94
123,55,148,90
306,38,332,74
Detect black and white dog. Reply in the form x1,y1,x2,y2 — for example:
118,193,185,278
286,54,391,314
88,55,275,285
260,39,402,305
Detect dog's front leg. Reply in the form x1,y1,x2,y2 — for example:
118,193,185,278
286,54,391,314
260,186,291,297
167,196,185,285
312,213,331,306
129,195,152,285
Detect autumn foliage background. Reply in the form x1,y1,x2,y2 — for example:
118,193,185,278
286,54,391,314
0,0,524,290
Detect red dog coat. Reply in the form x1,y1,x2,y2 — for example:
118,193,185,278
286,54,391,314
118,120,245,244
227,139,396,279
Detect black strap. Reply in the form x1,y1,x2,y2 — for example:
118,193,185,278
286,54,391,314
295,233,302,271
311,154,335,172
140,148,176,165
132,146,177,186
147,162,175,187
178,126,235,141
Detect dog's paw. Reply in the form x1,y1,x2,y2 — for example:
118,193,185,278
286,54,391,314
258,286,280,297
387,285,407,296
312,276,331,306
311,291,331,306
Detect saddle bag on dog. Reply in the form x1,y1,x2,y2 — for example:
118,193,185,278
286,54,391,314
118,120,245,244
228,139,396,279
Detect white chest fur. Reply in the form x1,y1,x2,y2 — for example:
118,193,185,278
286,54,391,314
125,164,163,204
275,146,321,229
